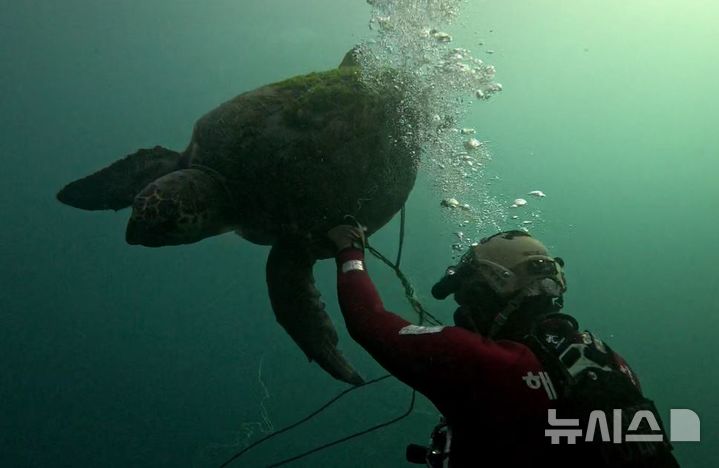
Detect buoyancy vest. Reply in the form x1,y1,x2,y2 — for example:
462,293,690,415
408,314,680,468
521,314,679,468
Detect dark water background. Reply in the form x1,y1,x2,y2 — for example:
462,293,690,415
1,1,716,466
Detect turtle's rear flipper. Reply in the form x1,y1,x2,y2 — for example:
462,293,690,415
57,146,184,211
266,238,364,386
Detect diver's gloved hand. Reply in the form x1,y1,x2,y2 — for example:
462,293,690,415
327,224,366,253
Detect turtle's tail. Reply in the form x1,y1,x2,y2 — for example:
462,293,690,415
57,146,184,211
267,238,365,386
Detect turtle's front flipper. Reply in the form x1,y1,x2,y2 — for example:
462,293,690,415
57,146,184,211
266,238,364,385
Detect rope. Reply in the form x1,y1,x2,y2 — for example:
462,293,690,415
365,242,443,326
220,205,439,467
219,375,393,468
346,207,442,326
266,390,416,468
395,206,406,267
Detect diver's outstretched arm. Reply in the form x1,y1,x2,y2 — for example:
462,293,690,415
334,248,551,417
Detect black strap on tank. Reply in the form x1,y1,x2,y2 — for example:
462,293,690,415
219,205,440,467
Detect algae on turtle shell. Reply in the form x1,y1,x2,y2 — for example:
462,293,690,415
57,51,425,385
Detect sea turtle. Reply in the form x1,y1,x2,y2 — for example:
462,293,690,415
57,50,422,385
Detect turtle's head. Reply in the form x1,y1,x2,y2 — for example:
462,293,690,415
126,168,233,247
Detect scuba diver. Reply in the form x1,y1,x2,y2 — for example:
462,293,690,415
327,225,680,467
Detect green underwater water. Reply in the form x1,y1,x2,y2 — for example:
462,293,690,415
1,0,717,466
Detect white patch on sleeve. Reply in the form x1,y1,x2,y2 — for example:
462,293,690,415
399,325,446,335
341,260,364,273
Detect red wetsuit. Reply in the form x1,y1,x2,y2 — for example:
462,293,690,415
335,248,641,467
